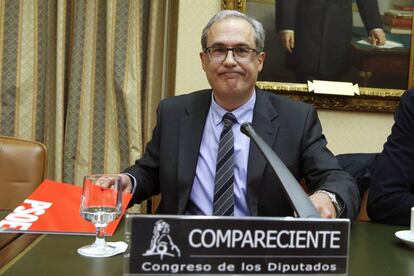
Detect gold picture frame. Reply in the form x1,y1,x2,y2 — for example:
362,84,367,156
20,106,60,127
222,0,410,112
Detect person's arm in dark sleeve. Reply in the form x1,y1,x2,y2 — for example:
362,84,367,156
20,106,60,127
356,0,386,45
368,90,414,226
275,0,298,53
275,0,298,32
356,0,382,31
301,107,360,219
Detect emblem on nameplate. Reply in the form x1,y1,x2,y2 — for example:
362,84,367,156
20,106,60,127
142,219,181,260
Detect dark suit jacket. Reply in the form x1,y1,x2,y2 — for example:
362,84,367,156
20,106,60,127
368,90,414,226
124,89,359,218
276,0,382,77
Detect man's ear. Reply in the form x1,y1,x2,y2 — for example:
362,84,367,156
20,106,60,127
257,52,266,72
200,52,208,71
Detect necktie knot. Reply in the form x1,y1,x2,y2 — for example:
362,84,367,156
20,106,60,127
223,112,237,128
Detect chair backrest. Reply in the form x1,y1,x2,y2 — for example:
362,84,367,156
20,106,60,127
0,136,47,211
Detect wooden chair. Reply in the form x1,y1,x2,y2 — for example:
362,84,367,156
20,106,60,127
0,136,47,269
357,190,370,221
0,136,47,211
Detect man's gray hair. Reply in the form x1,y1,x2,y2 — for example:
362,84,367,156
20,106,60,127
201,10,265,52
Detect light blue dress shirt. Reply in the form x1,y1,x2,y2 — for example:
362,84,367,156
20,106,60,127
128,90,256,216
185,91,255,216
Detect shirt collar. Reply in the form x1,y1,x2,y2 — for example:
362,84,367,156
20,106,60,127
211,89,256,126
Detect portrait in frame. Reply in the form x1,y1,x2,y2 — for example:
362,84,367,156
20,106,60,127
221,0,414,112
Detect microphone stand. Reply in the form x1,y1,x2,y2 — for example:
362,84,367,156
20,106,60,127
241,122,320,218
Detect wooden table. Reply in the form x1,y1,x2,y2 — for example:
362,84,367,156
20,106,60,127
0,211,39,270
351,27,410,87
1,219,413,275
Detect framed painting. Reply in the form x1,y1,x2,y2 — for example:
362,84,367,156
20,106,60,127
222,0,413,112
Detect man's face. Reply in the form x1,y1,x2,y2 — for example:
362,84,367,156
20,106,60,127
200,18,265,110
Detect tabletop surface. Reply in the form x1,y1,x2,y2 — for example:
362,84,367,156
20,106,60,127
0,219,413,276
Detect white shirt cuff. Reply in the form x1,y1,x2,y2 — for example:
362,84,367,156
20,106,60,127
369,28,383,34
123,173,137,194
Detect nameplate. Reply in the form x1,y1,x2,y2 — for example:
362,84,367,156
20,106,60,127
124,215,350,275
308,80,359,96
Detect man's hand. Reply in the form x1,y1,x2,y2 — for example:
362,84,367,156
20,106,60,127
369,29,386,46
309,192,337,218
278,31,294,53
99,174,133,193
119,174,133,193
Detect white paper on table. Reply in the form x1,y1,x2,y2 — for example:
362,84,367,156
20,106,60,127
357,38,403,49
78,241,128,258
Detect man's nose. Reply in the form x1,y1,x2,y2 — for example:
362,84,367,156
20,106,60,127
223,49,237,66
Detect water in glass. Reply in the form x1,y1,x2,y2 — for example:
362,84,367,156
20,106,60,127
78,174,122,257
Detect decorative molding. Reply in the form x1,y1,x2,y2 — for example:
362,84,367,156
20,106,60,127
409,17,414,88
256,81,402,113
352,3,358,12
221,0,246,12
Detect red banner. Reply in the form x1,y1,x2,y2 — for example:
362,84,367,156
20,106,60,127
0,179,131,235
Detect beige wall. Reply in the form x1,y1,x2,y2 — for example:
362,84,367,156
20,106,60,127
175,0,395,154
318,110,394,154
174,0,221,95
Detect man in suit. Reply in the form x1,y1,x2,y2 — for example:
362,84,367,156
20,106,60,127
368,90,414,226
119,10,359,219
276,0,385,82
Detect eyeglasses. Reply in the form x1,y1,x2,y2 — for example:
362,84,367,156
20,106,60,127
204,46,258,64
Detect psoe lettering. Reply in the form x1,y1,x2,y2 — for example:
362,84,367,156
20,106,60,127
0,199,53,230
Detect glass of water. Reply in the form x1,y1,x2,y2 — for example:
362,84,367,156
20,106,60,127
78,174,122,257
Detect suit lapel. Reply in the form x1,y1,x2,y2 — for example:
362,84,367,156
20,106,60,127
177,91,211,214
246,89,280,216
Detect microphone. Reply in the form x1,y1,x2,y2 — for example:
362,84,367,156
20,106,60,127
240,122,320,218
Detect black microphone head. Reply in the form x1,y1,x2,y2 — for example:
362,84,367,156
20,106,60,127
240,122,252,136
